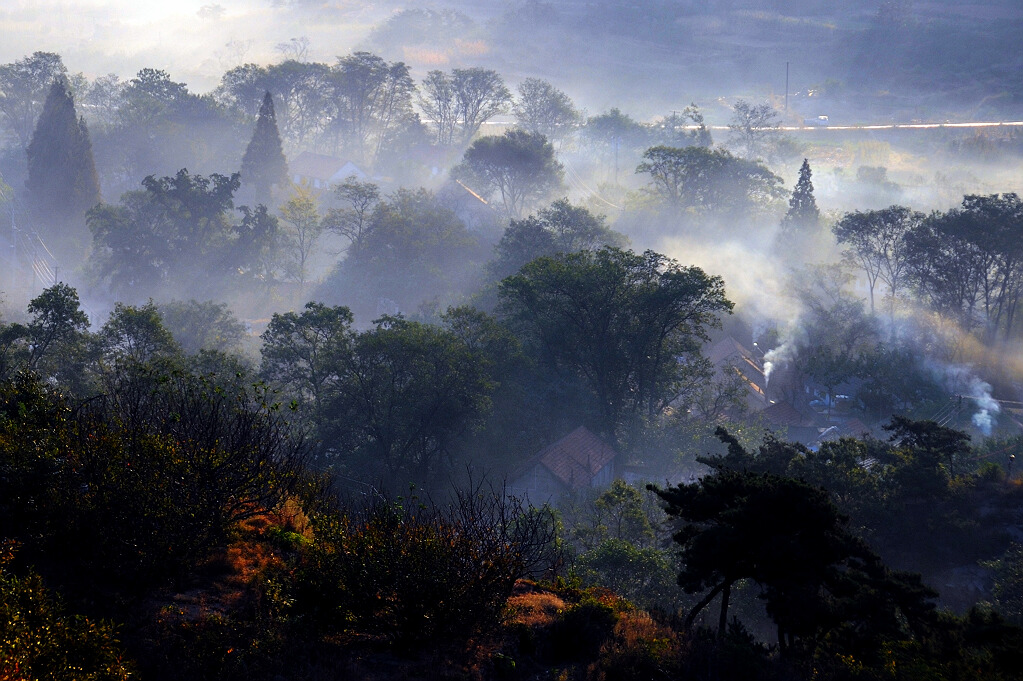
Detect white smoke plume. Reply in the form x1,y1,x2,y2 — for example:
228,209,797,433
933,362,1000,437
762,320,807,386
968,376,1000,437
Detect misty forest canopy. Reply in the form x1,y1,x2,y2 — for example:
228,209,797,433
86,169,283,301
0,41,1021,470
3,2,1023,675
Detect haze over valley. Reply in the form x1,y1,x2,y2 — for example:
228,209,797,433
2,2,1023,679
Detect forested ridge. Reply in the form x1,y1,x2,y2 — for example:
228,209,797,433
2,5,1023,675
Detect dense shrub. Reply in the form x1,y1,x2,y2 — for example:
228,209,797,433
292,488,558,649
548,596,620,662
0,368,308,592
0,542,133,680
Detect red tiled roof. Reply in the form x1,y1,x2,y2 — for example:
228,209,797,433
761,401,820,427
708,337,766,393
536,426,617,490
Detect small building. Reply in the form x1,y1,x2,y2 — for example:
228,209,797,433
288,151,366,189
759,400,828,446
706,336,769,413
508,426,617,504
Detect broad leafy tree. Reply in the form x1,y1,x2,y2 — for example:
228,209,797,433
727,99,781,161
99,301,179,365
418,70,458,146
583,108,649,152
322,188,480,317
0,51,67,148
321,175,380,256
636,145,784,217
489,199,625,280
513,78,581,146
94,67,242,198
158,299,247,355
327,52,418,165
81,73,125,130
260,302,354,415
654,103,712,148
453,129,564,218
906,194,1023,341
322,315,494,485
452,67,512,144
651,459,937,653
583,108,649,183
834,205,922,315
499,247,732,443
233,203,290,295
278,183,323,290
26,283,90,379
87,169,251,299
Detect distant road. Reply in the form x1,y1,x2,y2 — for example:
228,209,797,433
706,121,1023,131
479,120,1023,131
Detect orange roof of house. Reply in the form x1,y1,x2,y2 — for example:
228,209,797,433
761,401,821,428
708,337,766,391
536,426,618,490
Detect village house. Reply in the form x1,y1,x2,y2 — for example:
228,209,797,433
507,426,617,504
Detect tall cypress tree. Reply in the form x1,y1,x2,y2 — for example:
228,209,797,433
240,91,288,200
780,158,820,236
25,76,101,237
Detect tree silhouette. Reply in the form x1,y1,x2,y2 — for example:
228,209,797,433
25,76,100,241
453,129,564,218
780,158,820,237
240,91,289,200
0,51,67,148
499,247,732,443
651,466,937,652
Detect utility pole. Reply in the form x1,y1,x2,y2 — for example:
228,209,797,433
612,135,620,186
785,61,790,112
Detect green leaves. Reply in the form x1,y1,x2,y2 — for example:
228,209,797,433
637,144,784,216
0,543,133,680
87,169,248,300
453,129,564,218
499,246,732,443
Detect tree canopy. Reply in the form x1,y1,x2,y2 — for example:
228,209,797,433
87,169,284,300
780,158,820,238
513,78,581,145
240,91,288,200
834,205,922,315
453,129,564,218
636,145,784,217
499,247,732,443
651,465,937,655
489,199,625,280
25,76,100,243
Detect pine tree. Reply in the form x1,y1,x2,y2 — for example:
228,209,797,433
25,77,100,236
780,158,820,236
240,91,288,200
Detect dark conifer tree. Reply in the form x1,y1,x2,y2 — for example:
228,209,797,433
240,91,288,200
780,158,820,236
25,76,101,239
